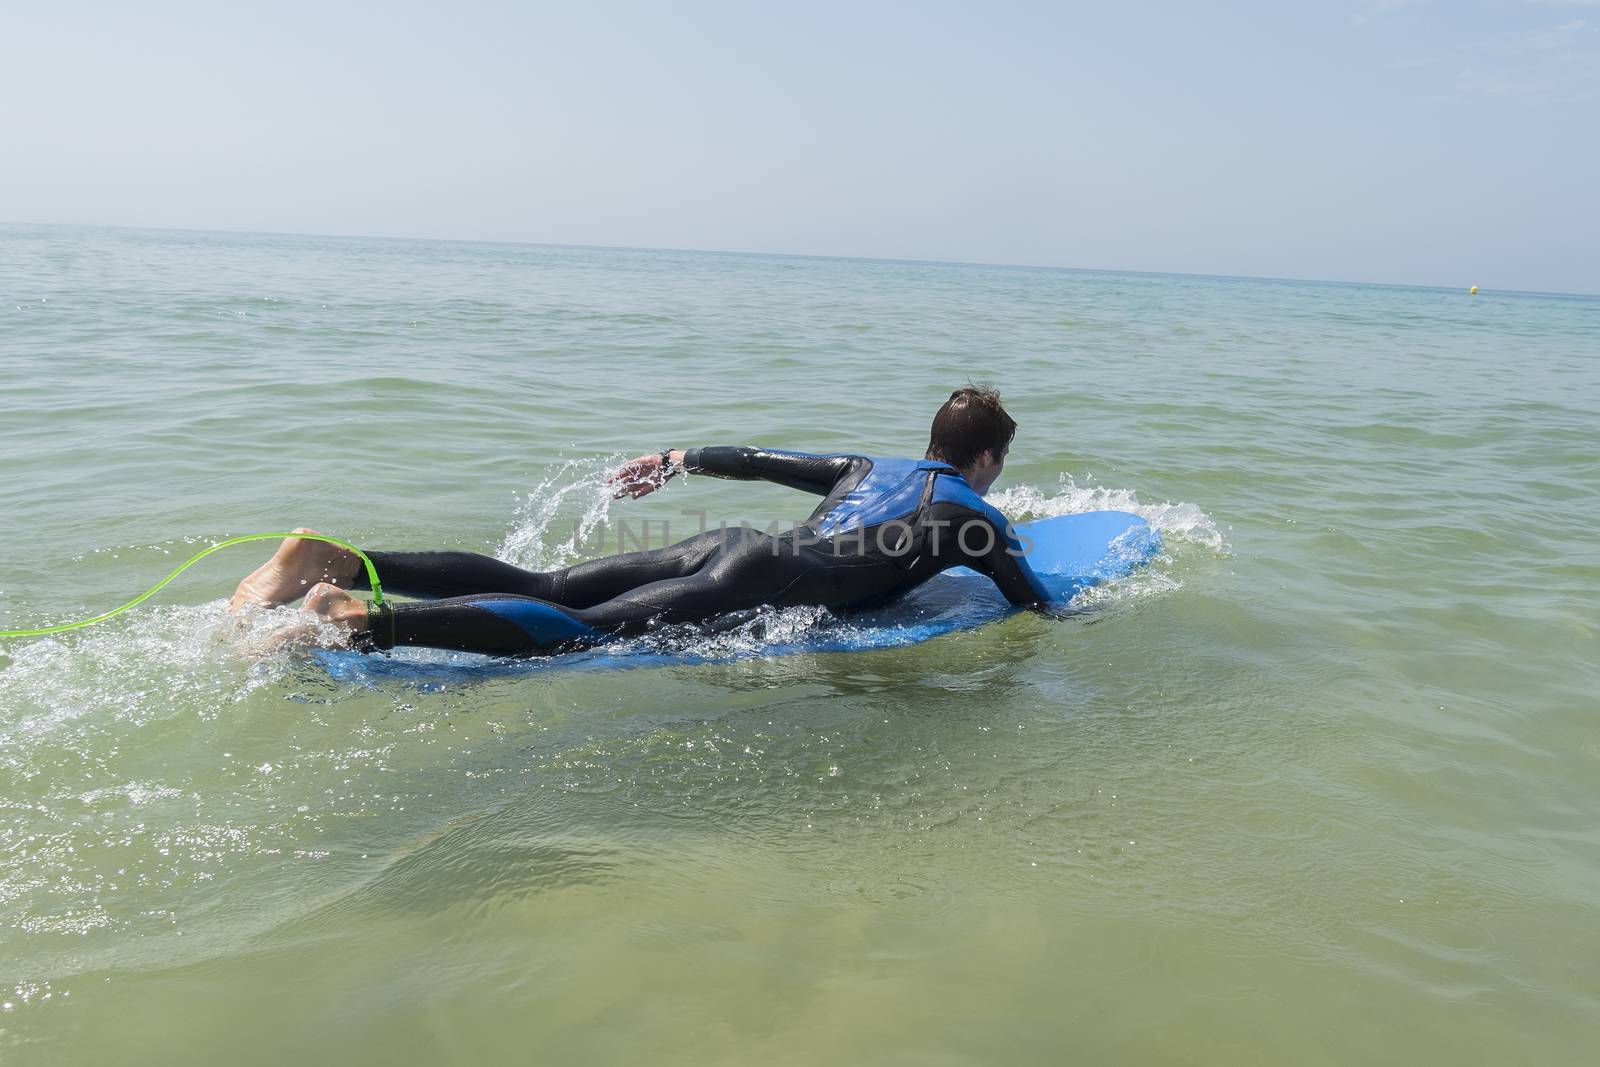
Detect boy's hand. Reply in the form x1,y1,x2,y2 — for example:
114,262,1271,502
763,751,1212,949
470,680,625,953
607,451,682,499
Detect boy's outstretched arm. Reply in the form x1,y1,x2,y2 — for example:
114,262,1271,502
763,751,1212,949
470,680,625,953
608,447,860,499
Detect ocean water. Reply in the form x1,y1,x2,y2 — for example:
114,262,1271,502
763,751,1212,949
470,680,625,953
0,224,1595,1064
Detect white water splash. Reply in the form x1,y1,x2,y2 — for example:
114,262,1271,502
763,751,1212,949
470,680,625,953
635,604,843,659
0,601,344,750
496,456,619,570
989,475,1226,552
987,475,1227,609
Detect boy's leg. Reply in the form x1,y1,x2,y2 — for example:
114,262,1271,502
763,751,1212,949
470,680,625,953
306,535,795,656
231,528,727,610
302,580,716,657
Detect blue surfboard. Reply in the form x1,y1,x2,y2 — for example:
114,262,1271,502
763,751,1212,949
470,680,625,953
314,510,1158,686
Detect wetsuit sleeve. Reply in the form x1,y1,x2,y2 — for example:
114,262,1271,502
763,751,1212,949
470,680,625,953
681,446,861,496
961,509,1055,609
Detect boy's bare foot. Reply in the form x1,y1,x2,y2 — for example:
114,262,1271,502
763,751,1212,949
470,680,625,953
304,582,370,632
240,585,370,660
229,528,361,611
243,586,366,659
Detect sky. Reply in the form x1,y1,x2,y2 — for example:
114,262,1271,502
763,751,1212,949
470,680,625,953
2,1,1597,293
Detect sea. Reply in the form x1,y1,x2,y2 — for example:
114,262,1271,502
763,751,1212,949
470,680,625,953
1,223,1596,1064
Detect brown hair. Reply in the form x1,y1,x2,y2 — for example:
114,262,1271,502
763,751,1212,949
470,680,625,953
925,386,1016,471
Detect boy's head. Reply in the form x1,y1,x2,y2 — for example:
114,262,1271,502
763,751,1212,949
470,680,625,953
925,386,1015,494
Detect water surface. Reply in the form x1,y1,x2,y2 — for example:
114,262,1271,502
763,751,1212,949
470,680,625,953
1,225,1596,1064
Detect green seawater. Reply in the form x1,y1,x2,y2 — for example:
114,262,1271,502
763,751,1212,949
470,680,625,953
1,224,1596,1064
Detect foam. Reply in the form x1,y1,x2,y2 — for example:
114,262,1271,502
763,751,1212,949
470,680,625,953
988,476,1227,609
497,455,619,570
989,475,1226,550
0,601,346,749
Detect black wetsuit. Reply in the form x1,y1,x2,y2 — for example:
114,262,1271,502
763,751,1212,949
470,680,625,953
353,448,1052,656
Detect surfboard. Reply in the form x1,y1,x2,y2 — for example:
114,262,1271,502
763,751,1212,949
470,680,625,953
314,510,1158,686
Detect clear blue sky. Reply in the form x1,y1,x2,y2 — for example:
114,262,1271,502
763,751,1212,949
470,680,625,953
3,1,1596,292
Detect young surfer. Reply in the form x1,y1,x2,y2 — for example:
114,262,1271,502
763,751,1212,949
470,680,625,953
232,387,1051,655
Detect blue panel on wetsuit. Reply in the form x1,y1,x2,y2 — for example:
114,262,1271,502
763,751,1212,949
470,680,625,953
816,457,953,537
928,470,1018,540
475,599,597,644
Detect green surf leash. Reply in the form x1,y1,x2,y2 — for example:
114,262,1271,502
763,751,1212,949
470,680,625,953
0,532,384,639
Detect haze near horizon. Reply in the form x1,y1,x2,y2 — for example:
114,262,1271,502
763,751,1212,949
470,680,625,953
3,1,1596,293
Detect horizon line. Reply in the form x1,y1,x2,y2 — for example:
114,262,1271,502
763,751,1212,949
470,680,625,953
5,218,1596,300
